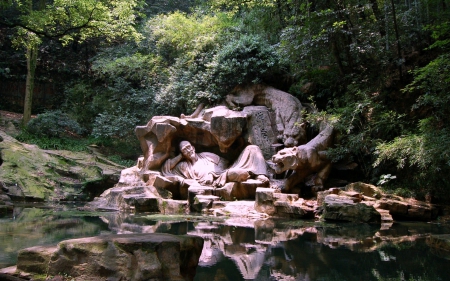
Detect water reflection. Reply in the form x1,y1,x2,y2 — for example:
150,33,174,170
1,205,450,280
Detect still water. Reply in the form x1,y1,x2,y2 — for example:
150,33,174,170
1,203,450,281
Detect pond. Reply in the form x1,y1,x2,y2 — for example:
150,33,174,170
1,203,450,281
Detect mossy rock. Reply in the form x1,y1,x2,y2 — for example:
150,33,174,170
0,131,124,201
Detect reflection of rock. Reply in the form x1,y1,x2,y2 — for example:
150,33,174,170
46,212,444,281
427,234,450,260
14,234,203,281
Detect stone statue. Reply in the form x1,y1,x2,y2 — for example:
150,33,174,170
162,140,269,187
270,123,335,195
225,85,307,147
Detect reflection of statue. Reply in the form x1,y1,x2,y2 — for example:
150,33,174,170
162,141,269,187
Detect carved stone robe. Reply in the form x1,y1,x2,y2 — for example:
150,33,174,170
162,145,267,186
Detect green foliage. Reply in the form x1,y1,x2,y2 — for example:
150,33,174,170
207,0,275,13
325,89,406,180
148,11,233,62
11,0,143,49
64,42,163,139
106,155,135,167
375,43,450,198
16,130,90,151
209,34,282,94
26,110,85,138
3,0,450,202
155,33,284,114
91,107,139,139
91,52,164,85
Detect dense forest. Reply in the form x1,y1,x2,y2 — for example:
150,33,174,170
1,0,449,201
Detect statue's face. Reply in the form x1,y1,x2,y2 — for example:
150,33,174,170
271,147,298,174
180,143,196,162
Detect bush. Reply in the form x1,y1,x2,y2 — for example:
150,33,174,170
374,51,450,200
26,110,85,138
208,34,283,96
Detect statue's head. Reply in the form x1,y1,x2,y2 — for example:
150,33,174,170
179,140,197,162
282,122,307,147
270,146,301,174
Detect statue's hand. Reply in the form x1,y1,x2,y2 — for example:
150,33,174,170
256,175,269,184
200,173,214,185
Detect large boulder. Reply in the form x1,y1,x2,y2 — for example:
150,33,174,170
0,131,124,201
345,182,383,199
254,188,315,218
322,194,381,223
375,198,438,221
16,233,204,281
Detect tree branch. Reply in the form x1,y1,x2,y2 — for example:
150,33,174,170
0,4,100,40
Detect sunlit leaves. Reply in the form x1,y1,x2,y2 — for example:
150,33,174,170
147,11,233,61
207,0,276,13
11,0,142,48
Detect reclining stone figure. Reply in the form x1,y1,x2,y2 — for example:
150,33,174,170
162,140,269,187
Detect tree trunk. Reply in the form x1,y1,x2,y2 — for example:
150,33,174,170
369,0,386,37
23,45,38,125
390,0,403,79
331,39,345,76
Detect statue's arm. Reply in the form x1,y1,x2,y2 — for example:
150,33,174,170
164,154,184,171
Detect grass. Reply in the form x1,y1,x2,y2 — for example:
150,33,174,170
16,130,91,151
15,130,140,167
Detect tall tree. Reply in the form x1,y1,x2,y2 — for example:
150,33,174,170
1,0,142,124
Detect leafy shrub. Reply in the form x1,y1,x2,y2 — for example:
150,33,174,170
374,47,450,199
148,11,233,62
91,109,139,139
208,34,283,96
26,110,85,138
64,42,162,139
16,130,90,151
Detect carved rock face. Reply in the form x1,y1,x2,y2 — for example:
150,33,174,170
271,147,298,173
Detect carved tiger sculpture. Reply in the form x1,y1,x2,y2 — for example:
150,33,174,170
270,123,334,196
226,84,307,147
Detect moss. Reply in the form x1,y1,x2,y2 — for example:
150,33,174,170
0,131,123,201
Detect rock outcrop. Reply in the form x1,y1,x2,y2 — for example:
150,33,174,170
322,193,381,223
0,131,124,202
315,183,438,223
375,197,439,221
254,187,315,218
12,233,203,281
